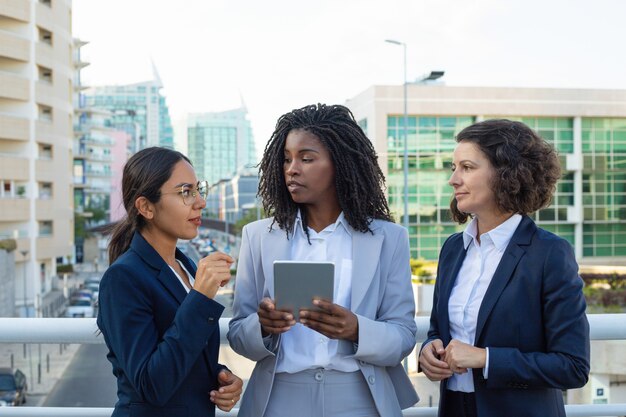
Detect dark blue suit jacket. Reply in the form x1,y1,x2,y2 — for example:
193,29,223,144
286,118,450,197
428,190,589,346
97,232,226,417
423,216,590,417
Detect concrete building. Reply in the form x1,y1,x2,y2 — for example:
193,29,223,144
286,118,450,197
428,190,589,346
187,106,256,187
0,0,74,316
85,66,174,151
346,85,626,265
206,167,259,224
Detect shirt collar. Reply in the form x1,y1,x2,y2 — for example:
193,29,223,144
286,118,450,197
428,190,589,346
462,214,523,251
292,210,351,238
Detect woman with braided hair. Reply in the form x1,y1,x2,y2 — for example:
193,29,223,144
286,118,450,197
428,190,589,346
228,104,419,417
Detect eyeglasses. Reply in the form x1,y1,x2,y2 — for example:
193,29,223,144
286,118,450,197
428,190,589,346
171,181,209,206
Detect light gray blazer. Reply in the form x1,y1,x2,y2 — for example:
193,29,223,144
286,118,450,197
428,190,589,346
227,217,419,417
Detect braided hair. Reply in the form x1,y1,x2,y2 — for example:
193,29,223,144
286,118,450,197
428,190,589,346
259,103,392,237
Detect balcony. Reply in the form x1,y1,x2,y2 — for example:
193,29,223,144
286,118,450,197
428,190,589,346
0,112,30,141
0,70,29,101
0,315,624,417
0,197,30,221
0,0,30,22
0,154,29,180
35,42,54,69
0,29,29,61
36,234,54,258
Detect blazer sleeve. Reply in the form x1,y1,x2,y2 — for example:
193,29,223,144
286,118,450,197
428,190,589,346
227,225,279,361
351,226,418,367
487,239,590,389
98,264,224,406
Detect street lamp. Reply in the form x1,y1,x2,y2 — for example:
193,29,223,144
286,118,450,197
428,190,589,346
384,39,409,230
20,250,29,317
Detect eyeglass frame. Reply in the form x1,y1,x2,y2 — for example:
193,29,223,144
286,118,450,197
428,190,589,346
163,180,209,206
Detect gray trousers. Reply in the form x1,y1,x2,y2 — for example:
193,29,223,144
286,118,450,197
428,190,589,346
264,369,380,417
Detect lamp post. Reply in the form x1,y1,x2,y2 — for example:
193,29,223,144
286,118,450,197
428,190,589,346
20,250,29,317
385,39,409,231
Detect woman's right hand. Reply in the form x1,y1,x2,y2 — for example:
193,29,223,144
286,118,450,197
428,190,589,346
419,339,454,381
257,297,296,337
193,252,234,299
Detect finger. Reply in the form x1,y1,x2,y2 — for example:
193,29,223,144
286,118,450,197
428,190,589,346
206,252,235,263
431,339,446,355
259,298,276,311
310,298,336,313
301,318,347,339
299,309,335,324
259,308,293,321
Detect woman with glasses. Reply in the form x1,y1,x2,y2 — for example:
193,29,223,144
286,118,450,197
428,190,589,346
228,104,418,417
418,120,589,417
97,147,243,417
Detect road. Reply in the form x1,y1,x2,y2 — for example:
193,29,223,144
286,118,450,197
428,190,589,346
43,344,117,407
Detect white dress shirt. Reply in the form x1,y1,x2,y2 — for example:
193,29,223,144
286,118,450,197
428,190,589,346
169,260,195,294
447,214,522,392
275,211,359,373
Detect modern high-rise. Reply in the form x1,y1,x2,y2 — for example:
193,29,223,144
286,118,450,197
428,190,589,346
0,0,74,316
187,106,256,186
346,85,626,264
206,166,259,224
85,67,174,151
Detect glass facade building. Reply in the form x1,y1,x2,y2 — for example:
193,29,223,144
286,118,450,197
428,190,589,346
85,78,174,151
187,107,256,187
347,86,626,263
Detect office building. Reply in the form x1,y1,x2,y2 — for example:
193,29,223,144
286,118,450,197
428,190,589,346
85,66,174,151
347,85,626,264
187,106,256,186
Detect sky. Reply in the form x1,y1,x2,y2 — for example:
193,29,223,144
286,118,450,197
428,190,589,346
73,0,626,159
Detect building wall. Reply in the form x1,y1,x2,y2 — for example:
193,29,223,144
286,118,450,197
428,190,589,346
346,86,626,263
0,0,74,315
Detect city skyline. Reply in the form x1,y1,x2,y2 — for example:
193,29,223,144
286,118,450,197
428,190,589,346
73,0,626,159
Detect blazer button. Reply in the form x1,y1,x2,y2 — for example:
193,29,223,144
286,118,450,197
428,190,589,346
368,375,375,385
314,371,323,381
208,317,215,323
359,360,367,366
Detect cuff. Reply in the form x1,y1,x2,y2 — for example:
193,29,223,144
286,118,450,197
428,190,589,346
482,347,490,379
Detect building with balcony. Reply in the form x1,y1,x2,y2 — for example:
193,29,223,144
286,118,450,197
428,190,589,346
187,106,257,187
346,85,626,264
85,65,174,151
0,0,74,316
73,39,127,264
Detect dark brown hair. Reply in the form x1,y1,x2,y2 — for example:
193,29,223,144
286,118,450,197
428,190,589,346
107,147,191,263
450,119,561,224
259,103,392,237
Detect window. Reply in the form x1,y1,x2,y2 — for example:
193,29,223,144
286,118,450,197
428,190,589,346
39,144,53,159
38,27,53,45
39,221,53,236
38,105,53,122
39,182,53,199
39,0,52,6
38,66,53,83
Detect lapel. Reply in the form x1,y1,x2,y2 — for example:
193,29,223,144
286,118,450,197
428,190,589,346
350,221,384,312
130,232,187,305
439,236,468,343
260,224,292,299
474,216,535,344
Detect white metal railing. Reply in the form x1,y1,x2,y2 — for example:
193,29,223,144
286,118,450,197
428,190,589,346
0,315,625,417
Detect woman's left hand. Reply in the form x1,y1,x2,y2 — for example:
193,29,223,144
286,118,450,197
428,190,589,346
210,369,243,412
299,299,358,342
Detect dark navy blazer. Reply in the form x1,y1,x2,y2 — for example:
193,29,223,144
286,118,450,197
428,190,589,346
423,216,590,417
97,232,226,417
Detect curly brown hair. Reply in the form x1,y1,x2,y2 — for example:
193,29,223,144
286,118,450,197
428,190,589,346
450,119,561,224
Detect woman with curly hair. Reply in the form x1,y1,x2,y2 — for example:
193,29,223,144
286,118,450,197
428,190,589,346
418,119,590,417
228,104,418,417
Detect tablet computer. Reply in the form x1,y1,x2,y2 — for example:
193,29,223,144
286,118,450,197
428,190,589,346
273,261,334,320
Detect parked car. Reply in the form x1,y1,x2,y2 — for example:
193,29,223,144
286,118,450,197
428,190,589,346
65,298,94,318
0,368,27,406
